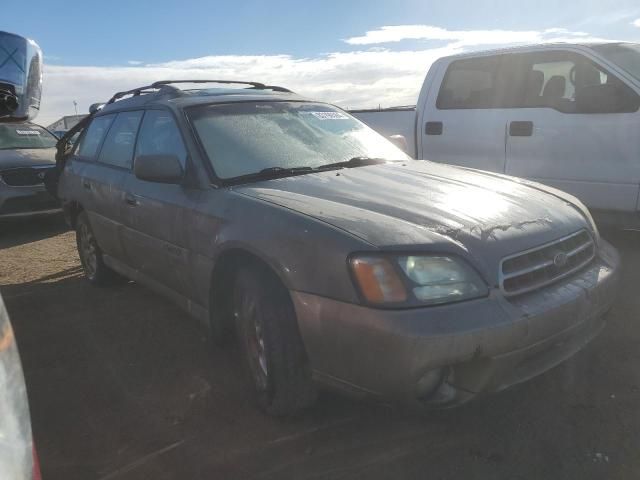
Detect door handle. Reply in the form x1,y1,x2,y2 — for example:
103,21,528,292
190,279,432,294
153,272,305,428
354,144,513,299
425,121,443,135
82,179,91,190
509,121,533,137
124,193,139,207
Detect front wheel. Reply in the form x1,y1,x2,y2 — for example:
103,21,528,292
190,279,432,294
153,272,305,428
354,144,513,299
234,266,317,416
75,211,125,286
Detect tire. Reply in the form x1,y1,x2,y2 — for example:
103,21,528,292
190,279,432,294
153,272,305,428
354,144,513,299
75,211,125,286
233,266,317,416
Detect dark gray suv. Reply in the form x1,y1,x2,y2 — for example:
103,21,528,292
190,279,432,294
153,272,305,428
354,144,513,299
55,80,620,416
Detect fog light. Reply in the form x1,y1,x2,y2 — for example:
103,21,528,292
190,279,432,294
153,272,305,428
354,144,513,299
416,368,445,400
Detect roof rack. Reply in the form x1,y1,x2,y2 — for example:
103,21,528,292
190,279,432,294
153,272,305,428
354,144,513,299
151,79,292,93
106,79,293,105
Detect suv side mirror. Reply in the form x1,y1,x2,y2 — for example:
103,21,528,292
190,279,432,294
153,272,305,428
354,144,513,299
134,154,184,184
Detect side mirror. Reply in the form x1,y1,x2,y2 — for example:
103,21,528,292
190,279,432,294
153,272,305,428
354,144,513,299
388,134,408,153
0,32,43,122
134,154,184,184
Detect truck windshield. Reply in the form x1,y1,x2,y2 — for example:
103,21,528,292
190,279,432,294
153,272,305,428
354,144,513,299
188,102,409,180
0,125,58,150
592,43,640,83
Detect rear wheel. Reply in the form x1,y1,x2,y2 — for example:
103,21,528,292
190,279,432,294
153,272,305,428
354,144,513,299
75,211,125,286
233,266,317,416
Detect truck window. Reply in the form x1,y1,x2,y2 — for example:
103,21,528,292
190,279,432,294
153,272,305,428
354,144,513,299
513,51,640,114
97,111,144,169
436,56,502,109
76,114,115,160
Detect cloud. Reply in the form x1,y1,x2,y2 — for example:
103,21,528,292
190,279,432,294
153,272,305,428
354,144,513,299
39,47,452,125
633,18,640,27
127,60,143,65
343,25,603,47
36,25,612,126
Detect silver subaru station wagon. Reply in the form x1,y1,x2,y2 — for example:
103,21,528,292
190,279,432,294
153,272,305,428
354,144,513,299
53,80,619,416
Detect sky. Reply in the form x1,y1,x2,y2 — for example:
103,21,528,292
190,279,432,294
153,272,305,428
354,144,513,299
5,0,640,126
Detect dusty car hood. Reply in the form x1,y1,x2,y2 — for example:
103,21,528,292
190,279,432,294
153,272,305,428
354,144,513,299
234,160,589,280
0,148,56,169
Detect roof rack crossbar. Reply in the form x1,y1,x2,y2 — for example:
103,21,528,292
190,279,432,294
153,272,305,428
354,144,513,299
151,79,267,89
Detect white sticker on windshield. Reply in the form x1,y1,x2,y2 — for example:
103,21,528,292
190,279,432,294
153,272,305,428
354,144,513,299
306,111,349,120
15,129,41,136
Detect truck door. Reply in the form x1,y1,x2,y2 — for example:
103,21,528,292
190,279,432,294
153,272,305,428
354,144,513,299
504,49,640,212
418,54,518,173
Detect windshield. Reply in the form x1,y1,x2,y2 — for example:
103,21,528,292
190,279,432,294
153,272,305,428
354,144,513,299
592,43,640,82
188,102,409,179
0,125,58,150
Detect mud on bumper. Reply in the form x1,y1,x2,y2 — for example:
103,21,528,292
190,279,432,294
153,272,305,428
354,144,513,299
292,239,620,407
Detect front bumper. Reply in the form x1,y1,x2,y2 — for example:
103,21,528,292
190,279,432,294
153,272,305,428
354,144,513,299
0,183,60,219
292,239,620,406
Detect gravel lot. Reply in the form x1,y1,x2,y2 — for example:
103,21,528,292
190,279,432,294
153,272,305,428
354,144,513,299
1,216,639,480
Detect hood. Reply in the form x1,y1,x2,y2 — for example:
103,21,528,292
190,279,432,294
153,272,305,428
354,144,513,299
0,148,56,170
234,160,590,282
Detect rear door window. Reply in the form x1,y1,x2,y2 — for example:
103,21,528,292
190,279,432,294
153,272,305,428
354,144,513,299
437,56,502,109
97,111,144,169
76,114,115,159
135,110,187,167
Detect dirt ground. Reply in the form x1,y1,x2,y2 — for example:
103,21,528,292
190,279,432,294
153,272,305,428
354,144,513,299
1,215,639,480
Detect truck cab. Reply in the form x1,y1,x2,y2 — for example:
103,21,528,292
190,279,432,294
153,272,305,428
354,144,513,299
354,43,640,228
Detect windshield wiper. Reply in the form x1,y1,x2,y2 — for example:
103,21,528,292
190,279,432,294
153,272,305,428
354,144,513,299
258,166,315,175
223,166,316,185
224,158,389,186
315,156,387,171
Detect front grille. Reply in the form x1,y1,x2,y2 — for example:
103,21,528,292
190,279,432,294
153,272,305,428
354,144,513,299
500,230,595,296
0,166,53,186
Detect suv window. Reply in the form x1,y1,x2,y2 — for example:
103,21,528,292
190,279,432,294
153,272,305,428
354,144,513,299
135,110,187,167
437,56,502,109
514,51,639,113
97,111,144,169
76,114,115,159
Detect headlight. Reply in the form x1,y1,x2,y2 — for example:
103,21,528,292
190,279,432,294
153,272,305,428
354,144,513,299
350,254,487,307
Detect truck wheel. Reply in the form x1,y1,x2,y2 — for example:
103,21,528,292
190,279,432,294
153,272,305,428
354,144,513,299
233,266,317,416
75,211,125,286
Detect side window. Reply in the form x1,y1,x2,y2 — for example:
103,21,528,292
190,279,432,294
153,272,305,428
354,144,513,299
97,111,144,169
135,110,187,167
76,114,115,159
437,56,501,109
517,51,640,113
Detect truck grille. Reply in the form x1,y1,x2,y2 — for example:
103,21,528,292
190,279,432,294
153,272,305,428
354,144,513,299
0,166,53,187
500,230,595,296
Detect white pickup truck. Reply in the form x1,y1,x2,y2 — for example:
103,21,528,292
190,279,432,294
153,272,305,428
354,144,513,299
351,42,640,228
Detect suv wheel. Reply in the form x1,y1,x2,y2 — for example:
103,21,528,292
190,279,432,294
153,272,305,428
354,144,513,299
233,266,317,416
76,211,125,286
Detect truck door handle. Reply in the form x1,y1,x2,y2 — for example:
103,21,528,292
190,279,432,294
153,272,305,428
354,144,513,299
509,121,533,137
425,121,443,135
124,194,139,207
82,180,91,190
